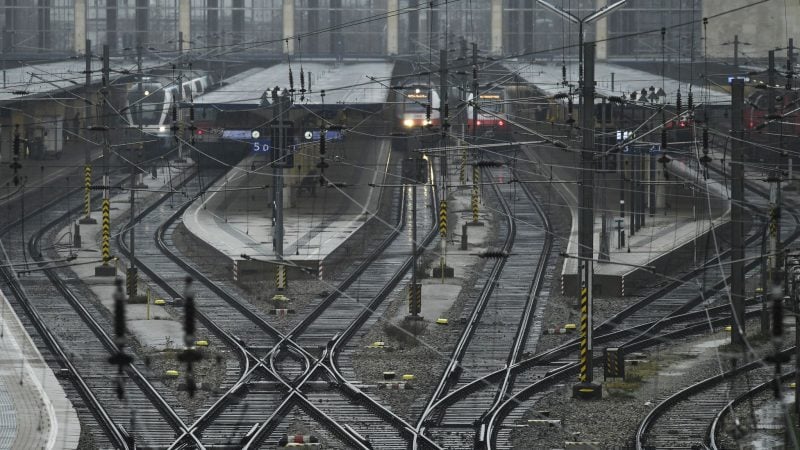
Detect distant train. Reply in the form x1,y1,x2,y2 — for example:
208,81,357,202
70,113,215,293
121,70,215,150
396,85,441,130
746,87,800,132
467,87,511,140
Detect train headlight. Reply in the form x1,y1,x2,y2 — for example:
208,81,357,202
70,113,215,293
498,120,505,126
423,119,432,126
403,119,414,128
159,126,167,133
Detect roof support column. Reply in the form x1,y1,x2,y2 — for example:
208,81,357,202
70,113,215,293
387,0,399,56
283,0,294,55
179,0,190,51
74,0,85,54
490,0,502,55
595,0,608,60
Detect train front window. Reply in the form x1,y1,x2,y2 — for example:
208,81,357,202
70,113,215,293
405,92,428,113
479,94,503,113
128,85,165,125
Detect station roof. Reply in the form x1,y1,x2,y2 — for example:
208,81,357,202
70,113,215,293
507,61,731,107
194,61,394,109
0,57,159,103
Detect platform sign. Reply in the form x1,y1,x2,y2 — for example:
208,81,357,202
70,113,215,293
304,130,344,141
252,141,271,153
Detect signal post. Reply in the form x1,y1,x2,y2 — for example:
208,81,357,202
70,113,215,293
573,42,601,400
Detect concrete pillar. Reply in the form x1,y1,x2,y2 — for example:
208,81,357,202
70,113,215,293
490,0,502,55
595,0,608,60
387,0,399,55
74,0,85,54
283,0,294,55
179,0,190,50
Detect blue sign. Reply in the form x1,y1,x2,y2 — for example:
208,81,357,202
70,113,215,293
306,130,344,141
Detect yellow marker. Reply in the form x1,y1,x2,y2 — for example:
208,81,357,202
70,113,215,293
402,374,415,381
272,294,289,302
195,340,209,347
436,318,449,325
369,341,385,348
564,323,577,331
154,299,166,306
165,370,179,377
724,325,732,332
790,382,797,389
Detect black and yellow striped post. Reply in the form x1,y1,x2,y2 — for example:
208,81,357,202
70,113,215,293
79,165,97,224
276,264,287,290
407,283,421,316
439,200,447,238
573,284,600,399
94,198,116,276
578,287,589,382
101,198,111,263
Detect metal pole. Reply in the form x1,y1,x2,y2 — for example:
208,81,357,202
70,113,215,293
128,160,138,299
472,43,478,141
573,42,600,400
439,48,449,278
730,78,746,346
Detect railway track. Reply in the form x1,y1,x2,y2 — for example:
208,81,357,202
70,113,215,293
708,370,795,449
245,161,442,448
398,152,798,448
475,164,800,449
0,171,200,448
121,153,445,448
410,160,554,448
636,348,795,449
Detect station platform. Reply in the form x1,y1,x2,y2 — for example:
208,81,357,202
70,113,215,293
0,290,81,449
183,135,391,280
560,156,731,297
195,60,395,110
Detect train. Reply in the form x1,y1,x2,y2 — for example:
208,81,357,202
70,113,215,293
120,70,215,151
466,87,511,140
395,84,441,130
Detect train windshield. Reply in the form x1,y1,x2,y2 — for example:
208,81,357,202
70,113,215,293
404,92,429,112
479,94,503,113
127,84,165,125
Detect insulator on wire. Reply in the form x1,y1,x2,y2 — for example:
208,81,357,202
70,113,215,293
687,91,694,110
172,104,177,124
676,91,682,114
702,127,709,152
289,67,294,92
320,129,326,155
190,104,195,122
426,103,432,122
661,129,668,149
300,66,305,93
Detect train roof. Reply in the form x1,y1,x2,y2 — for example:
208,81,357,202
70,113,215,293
0,57,159,103
194,61,394,109
507,61,731,106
